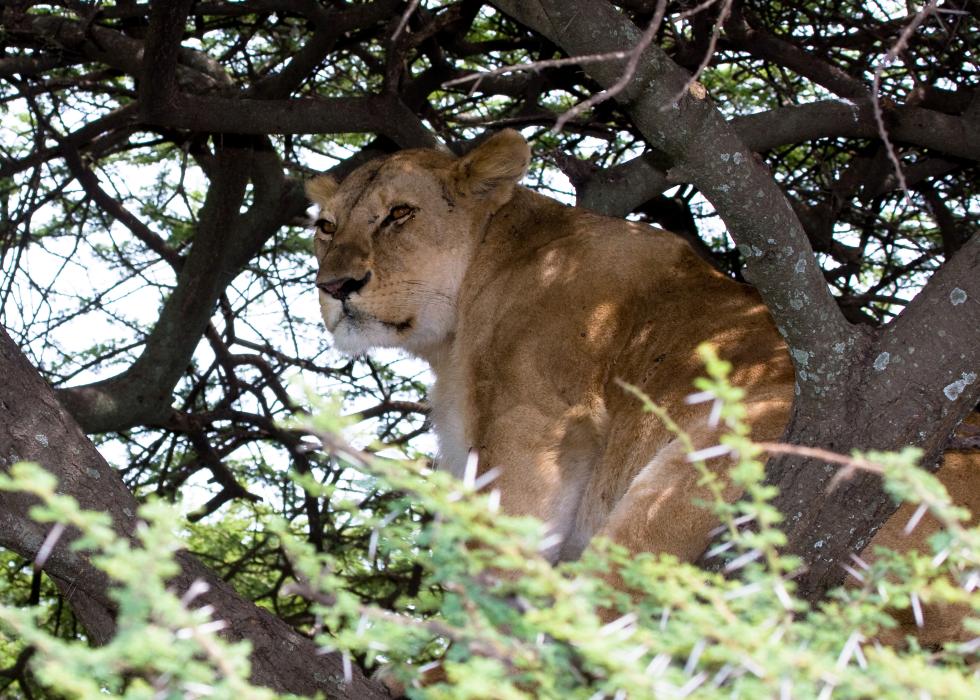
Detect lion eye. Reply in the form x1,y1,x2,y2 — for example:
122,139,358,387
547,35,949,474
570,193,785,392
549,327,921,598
383,204,415,226
315,218,336,237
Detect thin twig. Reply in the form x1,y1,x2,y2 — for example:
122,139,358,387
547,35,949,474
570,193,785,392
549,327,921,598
661,0,733,110
754,441,885,492
392,0,421,42
871,0,940,206
553,0,670,132
442,1,672,131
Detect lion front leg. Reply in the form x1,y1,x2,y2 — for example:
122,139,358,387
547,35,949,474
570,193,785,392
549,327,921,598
472,402,602,564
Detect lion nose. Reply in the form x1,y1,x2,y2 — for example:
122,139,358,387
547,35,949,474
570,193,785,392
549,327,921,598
317,271,372,301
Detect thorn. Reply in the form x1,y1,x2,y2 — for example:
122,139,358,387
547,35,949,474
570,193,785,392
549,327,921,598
677,672,707,697
599,612,637,636
487,488,501,513
904,503,928,535
723,582,762,600
473,466,502,491
849,553,871,571
537,532,564,553
463,449,478,489
686,444,732,462
180,579,210,606
645,652,671,677
724,549,762,573
368,529,379,561
196,620,228,635
708,398,723,428
34,523,66,570
963,571,978,592
685,390,714,404
711,664,733,687
910,592,924,628
706,540,735,558
836,631,863,669
342,653,352,684
774,581,794,609
841,563,865,583
930,548,949,568
958,637,980,654
659,607,671,631
684,639,705,675
740,656,765,677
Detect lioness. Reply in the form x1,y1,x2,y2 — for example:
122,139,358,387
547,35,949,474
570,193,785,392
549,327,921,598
308,130,976,642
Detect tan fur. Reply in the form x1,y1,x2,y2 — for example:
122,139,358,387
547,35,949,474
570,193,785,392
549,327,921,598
308,130,977,641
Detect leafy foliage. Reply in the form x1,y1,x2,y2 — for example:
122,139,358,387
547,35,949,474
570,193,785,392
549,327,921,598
2,350,977,698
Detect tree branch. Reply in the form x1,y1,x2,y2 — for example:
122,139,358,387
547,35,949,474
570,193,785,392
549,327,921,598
579,99,977,217
0,325,390,699
56,139,294,433
492,0,855,390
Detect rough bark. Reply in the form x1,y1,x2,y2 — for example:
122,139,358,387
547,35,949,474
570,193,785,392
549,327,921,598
0,325,390,699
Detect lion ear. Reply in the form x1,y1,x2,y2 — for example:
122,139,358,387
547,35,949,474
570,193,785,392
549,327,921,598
455,129,530,207
305,174,338,206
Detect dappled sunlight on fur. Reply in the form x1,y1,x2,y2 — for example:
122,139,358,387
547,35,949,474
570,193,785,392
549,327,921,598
308,129,978,647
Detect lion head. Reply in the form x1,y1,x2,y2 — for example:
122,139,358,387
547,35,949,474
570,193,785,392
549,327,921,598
306,130,530,358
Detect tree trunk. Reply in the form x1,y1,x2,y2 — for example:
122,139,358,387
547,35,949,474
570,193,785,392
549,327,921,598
0,326,389,700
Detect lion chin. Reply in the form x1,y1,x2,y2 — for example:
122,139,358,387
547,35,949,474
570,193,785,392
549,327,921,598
306,128,978,645
320,302,394,355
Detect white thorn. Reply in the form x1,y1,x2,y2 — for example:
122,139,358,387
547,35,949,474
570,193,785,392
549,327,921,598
904,503,928,535
677,672,707,698
723,582,762,600
706,540,735,558
841,563,865,583
774,581,794,609
708,398,723,428
599,612,637,636
963,571,979,592
687,444,732,462
836,631,863,669
473,466,502,491
180,579,211,606
34,523,66,570
684,639,705,675
911,592,924,628
342,653,352,684
463,449,479,488
711,664,733,687
537,532,564,553
645,652,671,677
685,390,714,404
724,549,762,573
487,488,501,513
958,637,980,654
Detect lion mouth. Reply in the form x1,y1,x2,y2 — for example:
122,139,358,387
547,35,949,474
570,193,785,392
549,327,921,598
339,300,412,333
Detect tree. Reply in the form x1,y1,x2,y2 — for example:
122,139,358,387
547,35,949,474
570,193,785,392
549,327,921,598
1,0,977,695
